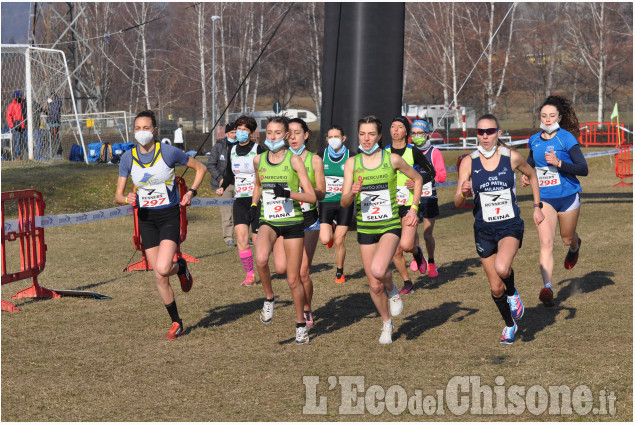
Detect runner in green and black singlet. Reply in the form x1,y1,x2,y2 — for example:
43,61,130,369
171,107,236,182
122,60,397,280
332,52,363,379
341,116,423,345
288,118,325,330
251,116,317,345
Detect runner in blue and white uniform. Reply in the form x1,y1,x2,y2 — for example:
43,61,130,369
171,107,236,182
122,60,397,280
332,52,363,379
115,110,206,341
521,95,588,306
455,114,544,344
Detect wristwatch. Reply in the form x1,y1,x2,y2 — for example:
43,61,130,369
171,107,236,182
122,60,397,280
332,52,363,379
188,188,198,198
533,202,543,209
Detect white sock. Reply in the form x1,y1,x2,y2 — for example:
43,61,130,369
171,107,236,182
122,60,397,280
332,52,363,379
545,283,552,289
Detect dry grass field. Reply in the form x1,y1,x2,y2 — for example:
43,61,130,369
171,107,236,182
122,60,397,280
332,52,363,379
1,148,632,421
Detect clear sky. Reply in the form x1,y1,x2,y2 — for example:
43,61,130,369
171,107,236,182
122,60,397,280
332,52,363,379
1,2,30,44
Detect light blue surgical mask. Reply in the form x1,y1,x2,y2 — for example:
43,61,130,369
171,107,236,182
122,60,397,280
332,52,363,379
290,144,305,155
227,137,237,144
265,137,286,152
235,130,250,143
358,143,379,155
328,145,345,159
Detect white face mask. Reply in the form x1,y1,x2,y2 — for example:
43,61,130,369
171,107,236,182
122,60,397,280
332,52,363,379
540,122,560,134
328,137,342,151
477,144,498,159
47,98,53,104
135,130,154,146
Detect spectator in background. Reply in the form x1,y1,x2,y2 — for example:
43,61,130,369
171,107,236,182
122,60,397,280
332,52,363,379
6,90,26,160
207,122,237,247
46,94,63,156
174,124,184,151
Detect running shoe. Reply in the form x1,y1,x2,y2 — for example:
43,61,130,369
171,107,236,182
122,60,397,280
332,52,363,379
164,322,183,341
507,289,524,320
427,263,439,278
334,274,346,284
386,284,403,316
379,319,394,344
176,258,193,292
500,321,518,345
260,299,274,323
240,275,257,287
539,285,554,307
399,281,415,295
304,311,314,329
413,246,428,275
409,259,418,272
296,325,310,344
564,238,581,270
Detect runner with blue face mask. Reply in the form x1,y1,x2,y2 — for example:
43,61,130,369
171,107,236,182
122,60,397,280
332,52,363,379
341,115,423,344
216,116,267,287
251,116,317,344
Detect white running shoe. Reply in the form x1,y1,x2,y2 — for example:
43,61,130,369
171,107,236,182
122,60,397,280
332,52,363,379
386,284,403,316
296,326,310,344
379,319,394,344
260,299,274,323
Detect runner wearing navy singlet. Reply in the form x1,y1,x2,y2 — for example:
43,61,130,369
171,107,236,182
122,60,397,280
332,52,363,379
455,114,544,345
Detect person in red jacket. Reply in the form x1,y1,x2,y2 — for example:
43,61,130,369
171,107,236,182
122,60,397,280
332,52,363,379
6,90,26,159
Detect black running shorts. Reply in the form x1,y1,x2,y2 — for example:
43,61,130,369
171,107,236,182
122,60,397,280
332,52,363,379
473,217,524,258
233,197,260,234
357,228,402,245
138,205,181,249
259,221,305,239
319,201,354,226
417,199,440,220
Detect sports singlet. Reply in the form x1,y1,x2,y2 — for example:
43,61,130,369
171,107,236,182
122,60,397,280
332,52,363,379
471,147,521,224
231,143,258,198
354,150,400,234
385,144,414,206
130,143,178,209
298,151,317,213
257,150,302,226
420,146,438,199
322,148,348,203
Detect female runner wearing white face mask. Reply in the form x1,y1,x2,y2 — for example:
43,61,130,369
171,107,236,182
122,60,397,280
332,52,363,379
115,110,206,341
520,95,588,306
341,115,423,344
251,116,317,344
287,118,326,328
318,125,355,284
455,114,544,344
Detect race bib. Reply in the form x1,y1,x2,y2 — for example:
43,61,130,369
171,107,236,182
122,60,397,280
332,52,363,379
421,181,433,197
262,189,295,220
138,183,169,208
396,186,409,205
325,176,343,195
235,174,255,197
360,186,392,221
536,166,561,188
479,188,515,222
298,186,313,212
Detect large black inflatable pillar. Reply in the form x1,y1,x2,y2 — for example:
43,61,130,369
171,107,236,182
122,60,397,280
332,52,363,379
320,3,405,152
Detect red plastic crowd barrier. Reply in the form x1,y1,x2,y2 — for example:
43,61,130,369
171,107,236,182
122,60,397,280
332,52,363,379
453,154,473,210
614,144,633,188
1,190,60,312
579,122,626,147
124,177,199,272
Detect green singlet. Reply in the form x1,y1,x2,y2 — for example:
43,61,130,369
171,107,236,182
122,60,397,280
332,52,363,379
258,150,303,227
322,148,348,203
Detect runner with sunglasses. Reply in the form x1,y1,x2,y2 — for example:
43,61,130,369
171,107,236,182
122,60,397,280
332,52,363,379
455,114,544,344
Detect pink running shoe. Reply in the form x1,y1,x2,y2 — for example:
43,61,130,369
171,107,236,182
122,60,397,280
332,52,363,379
240,275,257,287
427,263,438,278
409,259,418,272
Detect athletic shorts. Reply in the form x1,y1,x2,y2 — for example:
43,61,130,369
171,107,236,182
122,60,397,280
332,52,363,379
398,205,412,219
259,221,304,239
417,199,439,220
543,193,580,213
233,197,260,234
473,217,524,258
303,209,320,231
357,227,402,245
138,205,181,249
319,201,354,226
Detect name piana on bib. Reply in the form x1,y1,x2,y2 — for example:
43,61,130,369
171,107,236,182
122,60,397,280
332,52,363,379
262,183,295,219
479,188,515,222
